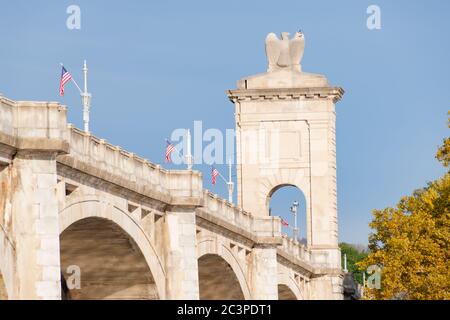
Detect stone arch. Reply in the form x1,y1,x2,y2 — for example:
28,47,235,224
262,171,311,244
197,236,251,300
261,170,311,215
59,195,166,299
278,272,303,300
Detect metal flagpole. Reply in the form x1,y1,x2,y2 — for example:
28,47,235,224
81,60,92,133
213,166,228,185
185,129,193,170
227,157,234,203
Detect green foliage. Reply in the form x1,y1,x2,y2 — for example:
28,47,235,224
339,242,368,284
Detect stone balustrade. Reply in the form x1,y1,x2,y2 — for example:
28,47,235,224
198,190,282,243
62,125,203,205
280,234,310,262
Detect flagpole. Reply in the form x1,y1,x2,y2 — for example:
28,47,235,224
343,253,348,273
214,167,228,185
81,60,92,133
210,165,227,185
227,157,234,203
185,129,193,170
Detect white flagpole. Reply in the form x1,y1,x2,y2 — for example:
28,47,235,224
212,166,228,185
227,157,234,203
81,60,92,133
343,253,348,273
185,129,193,170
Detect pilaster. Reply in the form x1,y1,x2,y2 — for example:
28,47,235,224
11,150,61,299
163,207,200,299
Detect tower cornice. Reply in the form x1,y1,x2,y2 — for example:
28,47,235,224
227,87,345,104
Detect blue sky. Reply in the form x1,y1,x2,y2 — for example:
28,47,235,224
1,1,449,245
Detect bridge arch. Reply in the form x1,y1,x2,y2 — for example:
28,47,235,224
197,236,251,300
267,182,309,244
278,272,303,300
59,196,165,299
259,168,312,245
258,169,311,213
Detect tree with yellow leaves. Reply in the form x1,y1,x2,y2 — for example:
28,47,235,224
357,112,450,300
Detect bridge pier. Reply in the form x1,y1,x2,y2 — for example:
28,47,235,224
10,150,62,299
310,274,343,300
250,245,278,299
163,207,200,299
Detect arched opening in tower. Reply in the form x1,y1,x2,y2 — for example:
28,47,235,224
59,217,158,300
278,284,297,300
198,254,245,300
267,185,307,244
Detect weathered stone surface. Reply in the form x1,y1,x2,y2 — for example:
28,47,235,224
0,271,7,299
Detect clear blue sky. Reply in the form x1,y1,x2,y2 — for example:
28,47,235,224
1,1,449,245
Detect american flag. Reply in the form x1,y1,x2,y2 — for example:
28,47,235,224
281,218,289,227
211,167,219,185
59,66,72,96
165,140,175,162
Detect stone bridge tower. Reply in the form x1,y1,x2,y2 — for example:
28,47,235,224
227,31,344,283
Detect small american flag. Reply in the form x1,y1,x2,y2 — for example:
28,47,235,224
59,66,72,96
281,218,289,227
165,140,175,162
211,167,219,185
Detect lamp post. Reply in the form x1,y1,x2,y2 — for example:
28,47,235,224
290,200,299,241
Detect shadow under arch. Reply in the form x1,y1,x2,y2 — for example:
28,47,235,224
278,284,298,300
197,237,251,300
59,196,165,299
277,272,303,300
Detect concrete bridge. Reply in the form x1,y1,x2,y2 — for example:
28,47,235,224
0,35,344,299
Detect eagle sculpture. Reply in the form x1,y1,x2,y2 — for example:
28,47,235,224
265,31,305,72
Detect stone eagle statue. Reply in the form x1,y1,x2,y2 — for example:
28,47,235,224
265,31,305,72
